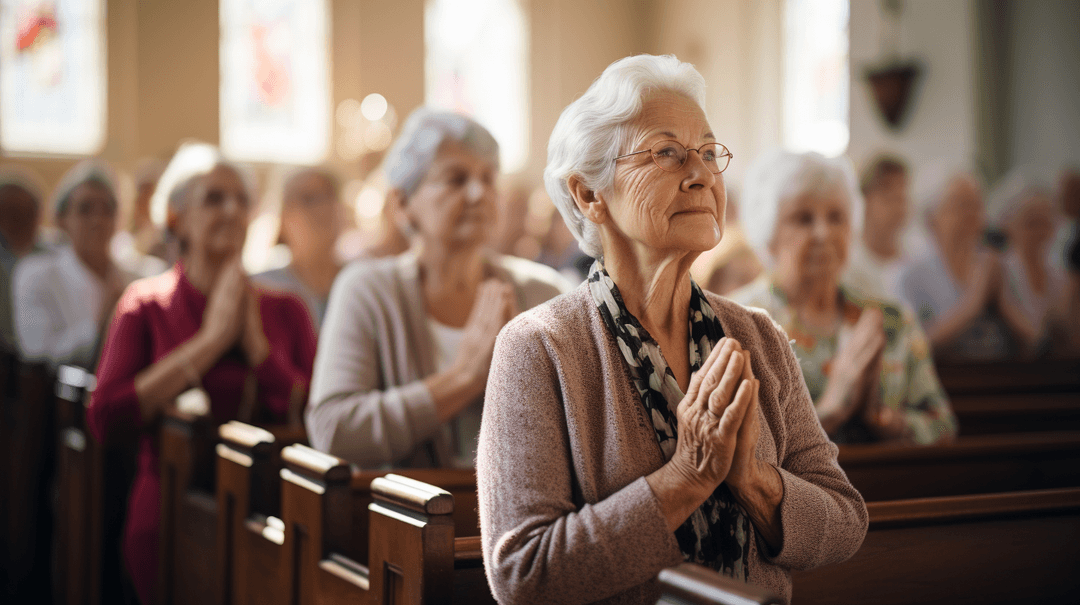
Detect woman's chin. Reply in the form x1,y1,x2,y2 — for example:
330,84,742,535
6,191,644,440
669,216,721,251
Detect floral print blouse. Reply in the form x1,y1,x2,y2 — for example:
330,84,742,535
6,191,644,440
730,277,957,445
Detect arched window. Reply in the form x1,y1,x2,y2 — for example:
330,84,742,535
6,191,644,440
425,0,529,173
782,0,849,156
220,0,330,164
0,0,106,155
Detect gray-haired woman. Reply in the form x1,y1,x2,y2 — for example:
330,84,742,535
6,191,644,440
477,55,866,605
13,160,133,368
306,109,572,468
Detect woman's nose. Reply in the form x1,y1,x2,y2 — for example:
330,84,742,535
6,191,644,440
465,180,486,204
812,216,830,240
681,151,716,191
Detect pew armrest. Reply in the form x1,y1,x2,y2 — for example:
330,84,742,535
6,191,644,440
657,563,783,605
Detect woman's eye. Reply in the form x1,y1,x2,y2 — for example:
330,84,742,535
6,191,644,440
655,147,679,159
205,191,224,206
701,149,717,161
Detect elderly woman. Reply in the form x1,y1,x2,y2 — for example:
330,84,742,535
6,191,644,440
899,171,1018,361
988,172,1069,357
305,109,570,468
87,142,317,604
477,55,867,605
254,167,347,328
729,151,957,446
12,161,134,368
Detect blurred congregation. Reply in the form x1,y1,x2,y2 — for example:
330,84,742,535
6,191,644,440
2,0,1080,604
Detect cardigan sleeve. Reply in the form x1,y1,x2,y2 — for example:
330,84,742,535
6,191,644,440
251,293,317,418
478,315,682,605
304,266,442,467
86,287,151,446
754,313,869,571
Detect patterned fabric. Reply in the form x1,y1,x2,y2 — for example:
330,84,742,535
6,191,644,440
730,276,957,444
587,261,751,580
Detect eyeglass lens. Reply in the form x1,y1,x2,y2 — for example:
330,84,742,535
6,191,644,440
652,142,730,173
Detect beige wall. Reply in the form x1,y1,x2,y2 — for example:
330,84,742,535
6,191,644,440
5,0,651,208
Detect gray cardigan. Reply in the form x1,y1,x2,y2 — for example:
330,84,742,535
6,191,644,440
306,251,572,468
478,284,868,605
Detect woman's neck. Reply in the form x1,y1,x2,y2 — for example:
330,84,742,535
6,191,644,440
863,223,900,261
75,247,113,281
602,236,696,344
776,269,841,332
937,233,976,287
418,241,486,326
290,247,341,298
184,251,230,294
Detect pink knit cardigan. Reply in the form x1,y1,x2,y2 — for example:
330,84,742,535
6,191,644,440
478,284,868,605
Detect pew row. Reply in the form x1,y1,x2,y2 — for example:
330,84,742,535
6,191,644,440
159,407,307,605
937,359,1080,435
838,431,1080,501
792,487,1080,604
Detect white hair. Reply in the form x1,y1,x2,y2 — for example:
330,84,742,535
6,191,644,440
544,54,707,259
739,150,863,266
382,108,499,200
52,159,118,219
150,141,234,229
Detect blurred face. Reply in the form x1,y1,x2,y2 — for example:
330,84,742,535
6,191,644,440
403,140,497,251
280,172,344,259
1060,172,1080,220
864,171,908,237
932,175,985,247
769,186,852,288
0,184,40,256
59,182,117,262
176,165,250,260
606,90,725,255
1008,193,1058,254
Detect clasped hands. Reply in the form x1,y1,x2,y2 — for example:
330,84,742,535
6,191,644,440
200,257,270,367
666,337,764,499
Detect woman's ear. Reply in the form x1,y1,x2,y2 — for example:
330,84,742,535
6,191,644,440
385,188,416,238
568,176,608,225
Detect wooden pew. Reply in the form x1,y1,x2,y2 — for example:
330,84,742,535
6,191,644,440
793,487,1080,604
275,444,490,604
2,362,55,600
839,431,1080,501
657,563,783,605
936,359,1080,435
160,407,306,605
0,348,15,593
215,421,306,605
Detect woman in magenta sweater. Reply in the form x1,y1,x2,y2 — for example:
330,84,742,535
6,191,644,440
87,142,316,604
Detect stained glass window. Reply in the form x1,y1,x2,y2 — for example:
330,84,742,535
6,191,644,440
0,0,106,155
220,0,330,164
425,0,529,173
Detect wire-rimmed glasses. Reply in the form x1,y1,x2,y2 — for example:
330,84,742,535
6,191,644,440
614,141,733,174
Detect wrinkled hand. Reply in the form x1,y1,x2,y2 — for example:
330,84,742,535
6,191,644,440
452,279,517,386
833,307,887,411
669,338,757,493
241,286,270,366
202,258,247,350
724,348,762,491
969,250,1003,309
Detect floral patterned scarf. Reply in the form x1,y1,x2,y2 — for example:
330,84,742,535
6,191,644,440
587,261,751,580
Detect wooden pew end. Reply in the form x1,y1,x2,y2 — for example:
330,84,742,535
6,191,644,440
657,563,783,605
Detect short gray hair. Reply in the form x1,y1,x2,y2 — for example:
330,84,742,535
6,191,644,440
150,141,234,229
739,150,863,266
544,54,707,259
52,160,118,219
383,108,500,200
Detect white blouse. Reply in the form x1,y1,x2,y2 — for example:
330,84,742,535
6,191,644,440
13,246,132,368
